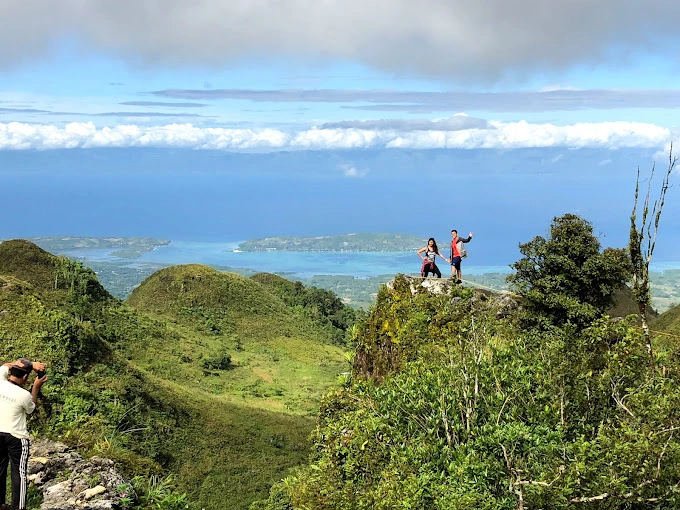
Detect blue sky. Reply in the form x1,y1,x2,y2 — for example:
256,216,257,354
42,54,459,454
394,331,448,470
2,1,680,261
2,1,680,151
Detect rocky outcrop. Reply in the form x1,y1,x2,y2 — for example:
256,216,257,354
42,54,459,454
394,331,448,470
386,274,520,319
386,274,455,296
28,440,134,510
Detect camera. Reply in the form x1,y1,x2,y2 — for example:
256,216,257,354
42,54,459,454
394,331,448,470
35,369,46,378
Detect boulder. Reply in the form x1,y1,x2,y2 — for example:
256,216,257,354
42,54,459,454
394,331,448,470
26,439,134,510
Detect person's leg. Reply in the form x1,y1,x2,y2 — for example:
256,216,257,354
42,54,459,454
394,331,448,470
453,258,462,283
7,436,29,510
0,434,8,507
433,264,441,278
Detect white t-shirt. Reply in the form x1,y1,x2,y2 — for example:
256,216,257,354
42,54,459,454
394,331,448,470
0,365,35,439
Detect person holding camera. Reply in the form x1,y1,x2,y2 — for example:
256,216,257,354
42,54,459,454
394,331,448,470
0,358,47,510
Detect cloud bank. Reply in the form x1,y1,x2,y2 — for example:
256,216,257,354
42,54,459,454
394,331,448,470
0,120,672,151
2,1,680,79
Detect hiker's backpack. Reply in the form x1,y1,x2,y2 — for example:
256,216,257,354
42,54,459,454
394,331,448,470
452,240,469,260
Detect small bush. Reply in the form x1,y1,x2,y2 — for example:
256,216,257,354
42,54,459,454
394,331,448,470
200,350,232,371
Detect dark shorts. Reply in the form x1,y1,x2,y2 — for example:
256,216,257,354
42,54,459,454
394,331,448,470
450,256,462,270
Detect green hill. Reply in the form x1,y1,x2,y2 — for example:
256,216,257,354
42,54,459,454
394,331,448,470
606,285,658,320
0,239,110,305
0,239,58,288
251,272,358,344
123,265,347,413
650,303,680,343
0,240,350,510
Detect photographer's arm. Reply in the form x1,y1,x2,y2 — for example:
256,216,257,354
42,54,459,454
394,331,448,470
31,375,47,405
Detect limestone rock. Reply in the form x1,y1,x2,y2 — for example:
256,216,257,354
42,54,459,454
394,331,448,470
25,439,135,510
386,274,520,317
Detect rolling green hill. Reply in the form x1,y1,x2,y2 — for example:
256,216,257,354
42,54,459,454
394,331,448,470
123,265,347,414
0,240,351,510
650,303,680,346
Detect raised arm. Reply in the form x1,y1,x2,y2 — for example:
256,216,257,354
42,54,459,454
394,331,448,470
461,232,474,243
31,374,47,404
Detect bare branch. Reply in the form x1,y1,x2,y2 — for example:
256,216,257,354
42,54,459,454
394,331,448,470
611,383,637,419
629,143,677,369
571,493,610,503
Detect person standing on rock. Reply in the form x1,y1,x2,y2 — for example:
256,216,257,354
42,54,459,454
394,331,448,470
450,230,473,283
0,358,47,510
418,238,449,278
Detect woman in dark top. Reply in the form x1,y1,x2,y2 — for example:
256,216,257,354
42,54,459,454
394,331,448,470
417,238,449,278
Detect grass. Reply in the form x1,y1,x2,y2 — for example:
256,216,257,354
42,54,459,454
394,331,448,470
113,307,346,414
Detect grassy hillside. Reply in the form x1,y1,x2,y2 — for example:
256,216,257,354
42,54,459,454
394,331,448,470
0,241,350,509
123,265,347,413
652,303,680,332
606,285,658,320
251,272,358,344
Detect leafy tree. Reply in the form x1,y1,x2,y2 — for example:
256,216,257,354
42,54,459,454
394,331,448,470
507,213,631,328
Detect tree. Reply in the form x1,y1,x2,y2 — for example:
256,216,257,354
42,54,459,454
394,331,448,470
629,144,677,367
508,214,631,328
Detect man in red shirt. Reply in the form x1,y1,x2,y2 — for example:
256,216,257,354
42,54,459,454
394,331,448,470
450,230,473,283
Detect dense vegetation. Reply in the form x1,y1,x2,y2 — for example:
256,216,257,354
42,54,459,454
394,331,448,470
0,240,358,509
255,215,680,509
507,214,632,328
251,272,360,345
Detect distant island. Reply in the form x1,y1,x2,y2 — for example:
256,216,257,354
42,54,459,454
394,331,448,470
238,233,426,252
24,236,170,258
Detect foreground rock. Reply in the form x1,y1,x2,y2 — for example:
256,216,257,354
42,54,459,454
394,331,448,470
387,274,519,317
28,440,134,510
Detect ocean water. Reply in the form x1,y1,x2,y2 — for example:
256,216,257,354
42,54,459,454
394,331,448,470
62,240,514,279
58,239,680,280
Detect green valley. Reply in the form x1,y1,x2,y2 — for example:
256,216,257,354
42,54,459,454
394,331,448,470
0,240,356,509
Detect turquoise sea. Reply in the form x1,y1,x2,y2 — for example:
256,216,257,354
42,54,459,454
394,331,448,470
59,240,680,279
61,240,512,278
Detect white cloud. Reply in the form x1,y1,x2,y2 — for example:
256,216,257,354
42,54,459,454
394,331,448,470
340,164,368,178
0,120,675,152
2,1,680,80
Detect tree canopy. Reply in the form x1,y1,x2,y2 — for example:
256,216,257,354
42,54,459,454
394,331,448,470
507,213,631,328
